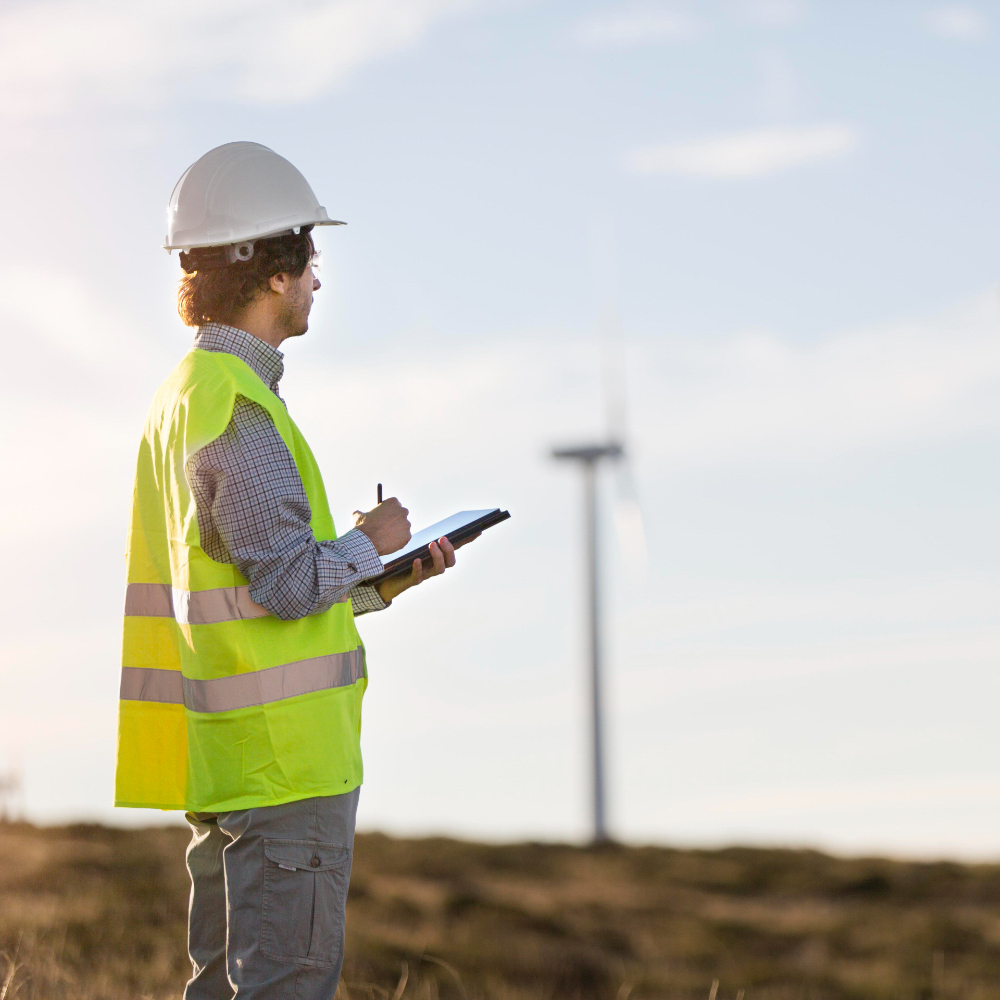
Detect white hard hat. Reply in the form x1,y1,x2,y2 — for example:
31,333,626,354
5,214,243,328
164,141,344,262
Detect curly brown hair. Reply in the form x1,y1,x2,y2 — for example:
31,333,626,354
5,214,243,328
176,229,315,327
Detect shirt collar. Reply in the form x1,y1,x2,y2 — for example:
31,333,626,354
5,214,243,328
193,322,285,393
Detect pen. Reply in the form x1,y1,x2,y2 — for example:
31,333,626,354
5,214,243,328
377,483,382,505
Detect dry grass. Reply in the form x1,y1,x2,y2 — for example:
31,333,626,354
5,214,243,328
2,821,1000,999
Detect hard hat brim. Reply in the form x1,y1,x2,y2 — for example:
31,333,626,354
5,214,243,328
164,218,345,253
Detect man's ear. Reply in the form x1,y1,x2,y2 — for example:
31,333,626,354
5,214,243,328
269,272,290,295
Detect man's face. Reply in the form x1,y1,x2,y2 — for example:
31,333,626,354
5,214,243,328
277,264,321,339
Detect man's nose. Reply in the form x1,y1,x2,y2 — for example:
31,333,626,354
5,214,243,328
313,276,321,291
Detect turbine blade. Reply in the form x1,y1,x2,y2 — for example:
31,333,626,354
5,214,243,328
614,496,649,575
614,460,648,575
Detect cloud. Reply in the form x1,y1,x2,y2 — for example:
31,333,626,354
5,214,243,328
635,291,1000,467
572,6,700,47
923,5,988,40
0,0,471,119
626,124,857,178
0,267,170,544
0,267,145,365
228,0,473,102
270,294,1000,554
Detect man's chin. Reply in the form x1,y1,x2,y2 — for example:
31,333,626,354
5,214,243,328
279,306,311,339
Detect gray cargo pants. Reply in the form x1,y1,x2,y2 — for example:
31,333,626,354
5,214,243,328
183,788,359,1000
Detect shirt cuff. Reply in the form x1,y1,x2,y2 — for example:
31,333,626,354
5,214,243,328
336,527,385,580
350,584,388,616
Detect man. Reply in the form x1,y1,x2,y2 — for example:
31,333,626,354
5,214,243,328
115,142,473,999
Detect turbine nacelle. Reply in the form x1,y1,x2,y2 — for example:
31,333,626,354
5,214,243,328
551,442,624,465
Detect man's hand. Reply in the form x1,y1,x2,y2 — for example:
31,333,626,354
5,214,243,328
352,497,411,556
377,533,480,604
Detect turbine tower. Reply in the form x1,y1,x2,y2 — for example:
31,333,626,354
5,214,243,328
552,441,623,844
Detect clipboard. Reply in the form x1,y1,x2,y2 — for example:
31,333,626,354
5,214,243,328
371,508,511,583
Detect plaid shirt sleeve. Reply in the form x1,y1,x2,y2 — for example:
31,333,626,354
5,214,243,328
187,395,388,620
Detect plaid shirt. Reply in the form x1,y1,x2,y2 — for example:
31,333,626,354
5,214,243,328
187,323,387,620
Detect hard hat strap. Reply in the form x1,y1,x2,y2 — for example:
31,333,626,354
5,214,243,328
177,225,313,273
180,241,255,273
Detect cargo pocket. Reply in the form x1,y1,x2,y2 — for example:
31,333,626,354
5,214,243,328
261,839,352,967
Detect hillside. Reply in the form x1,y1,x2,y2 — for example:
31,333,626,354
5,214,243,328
1,821,999,999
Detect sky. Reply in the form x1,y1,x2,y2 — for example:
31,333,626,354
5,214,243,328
1,0,999,859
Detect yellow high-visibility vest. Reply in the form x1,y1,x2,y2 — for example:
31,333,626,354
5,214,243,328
115,348,366,812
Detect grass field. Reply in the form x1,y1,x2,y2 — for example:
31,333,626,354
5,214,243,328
2,821,1000,1000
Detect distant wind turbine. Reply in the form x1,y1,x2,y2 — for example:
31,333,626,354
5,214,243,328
552,306,646,845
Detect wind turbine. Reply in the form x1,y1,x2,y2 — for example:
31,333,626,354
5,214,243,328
552,310,646,845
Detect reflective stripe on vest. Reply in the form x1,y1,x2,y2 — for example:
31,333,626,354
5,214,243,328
119,647,365,713
125,582,270,624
